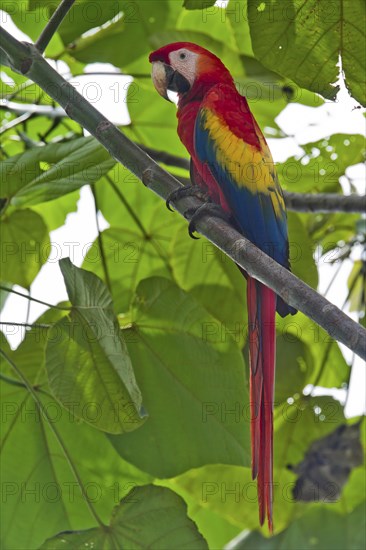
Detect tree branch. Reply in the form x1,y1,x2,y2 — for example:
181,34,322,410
35,0,76,54
284,191,365,213
0,27,365,360
0,101,66,118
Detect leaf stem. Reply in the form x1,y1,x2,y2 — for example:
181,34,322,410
91,186,112,294
35,0,76,54
0,321,51,329
0,348,107,528
105,174,171,268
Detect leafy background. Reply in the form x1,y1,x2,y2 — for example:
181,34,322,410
0,1,365,548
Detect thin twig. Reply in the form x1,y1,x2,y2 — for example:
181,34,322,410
0,285,70,311
35,0,76,54
0,28,365,360
284,191,365,214
0,321,51,329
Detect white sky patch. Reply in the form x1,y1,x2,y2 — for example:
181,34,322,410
215,0,230,7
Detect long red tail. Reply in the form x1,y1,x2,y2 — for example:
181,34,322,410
247,276,276,532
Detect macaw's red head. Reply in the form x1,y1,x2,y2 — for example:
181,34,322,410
149,42,233,102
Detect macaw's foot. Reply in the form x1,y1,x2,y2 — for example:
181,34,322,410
185,202,233,239
166,184,208,212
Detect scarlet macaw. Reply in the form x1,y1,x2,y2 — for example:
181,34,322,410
149,42,296,531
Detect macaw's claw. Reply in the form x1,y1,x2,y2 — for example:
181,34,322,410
185,202,232,239
166,184,208,212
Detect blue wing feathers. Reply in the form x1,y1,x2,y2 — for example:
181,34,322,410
195,122,289,268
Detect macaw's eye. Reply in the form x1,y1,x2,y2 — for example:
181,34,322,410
179,52,187,60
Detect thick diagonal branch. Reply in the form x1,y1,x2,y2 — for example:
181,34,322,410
0,27,365,360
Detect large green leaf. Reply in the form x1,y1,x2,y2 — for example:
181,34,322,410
248,0,366,106
227,0,254,56
0,137,115,206
177,3,242,59
170,224,247,346
0,209,50,289
45,258,145,434
227,503,366,549
0,379,151,550
126,78,188,157
84,167,185,313
65,0,181,70
110,277,250,477
41,485,208,549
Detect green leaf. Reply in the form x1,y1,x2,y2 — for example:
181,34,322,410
347,260,365,313
227,504,366,549
45,258,145,434
308,212,360,252
227,0,254,56
288,212,318,288
275,334,313,404
0,137,115,206
170,224,247,346
110,277,250,477
275,395,346,474
159,474,243,547
10,304,70,386
41,485,208,549
183,0,216,9
65,0,181,70
0,283,12,311
0,378,150,550
84,169,184,313
169,463,297,533
32,190,80,232
0,209,50,289
126,78,188,157
248,0,366,106
177,3,240,57
278,134,366,193
277,312,350,389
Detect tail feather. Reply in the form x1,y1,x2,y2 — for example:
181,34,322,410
247,277,276,532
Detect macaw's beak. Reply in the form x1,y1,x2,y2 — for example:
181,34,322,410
151,61,190,101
